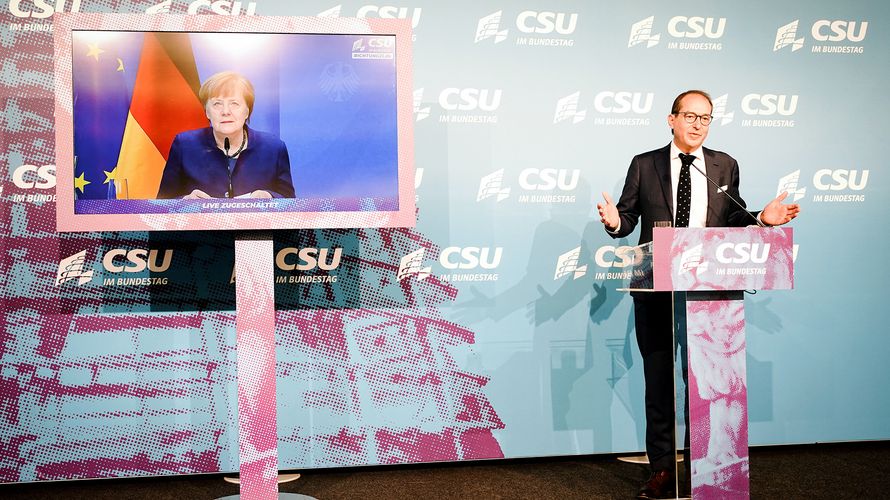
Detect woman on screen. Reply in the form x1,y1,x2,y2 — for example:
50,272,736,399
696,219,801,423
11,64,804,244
157,71,295,199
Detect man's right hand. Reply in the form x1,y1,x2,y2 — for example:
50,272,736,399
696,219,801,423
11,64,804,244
597,191,619,231
184,189,212,199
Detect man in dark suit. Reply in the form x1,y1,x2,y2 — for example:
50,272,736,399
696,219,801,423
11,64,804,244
597,90,799,499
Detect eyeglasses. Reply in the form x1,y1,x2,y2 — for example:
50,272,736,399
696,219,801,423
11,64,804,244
674,112,712,126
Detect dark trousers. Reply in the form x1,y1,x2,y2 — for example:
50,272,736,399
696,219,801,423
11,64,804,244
633,292,689,474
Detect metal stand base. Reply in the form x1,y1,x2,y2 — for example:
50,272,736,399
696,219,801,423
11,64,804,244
216,495,315,500
222,473,302,485
616,453,684,464
217,473,315,499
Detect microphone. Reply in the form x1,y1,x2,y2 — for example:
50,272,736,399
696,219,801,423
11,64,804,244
223,137,234,198
689,163,765,228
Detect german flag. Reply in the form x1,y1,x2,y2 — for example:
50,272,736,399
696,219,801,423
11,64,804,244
116,33,208,199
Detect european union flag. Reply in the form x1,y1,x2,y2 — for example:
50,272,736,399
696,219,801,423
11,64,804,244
72,32,139,200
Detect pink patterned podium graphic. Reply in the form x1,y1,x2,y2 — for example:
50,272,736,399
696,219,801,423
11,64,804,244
653,227,793,292
235,237,278,499
686,298,749,500
652,227,793,499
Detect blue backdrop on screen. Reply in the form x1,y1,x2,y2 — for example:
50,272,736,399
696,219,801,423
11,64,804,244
193,32,400,200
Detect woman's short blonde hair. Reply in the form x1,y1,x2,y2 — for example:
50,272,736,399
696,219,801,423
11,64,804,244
198,71,255,118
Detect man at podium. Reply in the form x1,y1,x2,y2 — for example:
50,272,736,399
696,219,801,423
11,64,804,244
596,90,800,499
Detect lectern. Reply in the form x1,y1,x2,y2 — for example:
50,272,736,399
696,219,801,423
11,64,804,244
624,227,794,500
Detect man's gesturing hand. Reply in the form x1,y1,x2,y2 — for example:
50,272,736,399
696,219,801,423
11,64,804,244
760,191,801,226
597,192,619,231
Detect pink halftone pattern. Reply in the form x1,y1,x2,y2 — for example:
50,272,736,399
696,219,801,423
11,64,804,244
275,228,505,467
687,299,749,500
4,7,503,483
653,227,793,292
235,238,278,498
53,13,415,232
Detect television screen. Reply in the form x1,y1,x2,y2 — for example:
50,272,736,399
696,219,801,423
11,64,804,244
54,14,415,231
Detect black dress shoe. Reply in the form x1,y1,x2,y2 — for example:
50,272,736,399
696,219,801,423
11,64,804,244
636,469,676,499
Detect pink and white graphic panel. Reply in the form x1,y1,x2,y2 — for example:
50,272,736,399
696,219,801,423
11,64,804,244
653,227,793,292
686,298,749,500
235,237,278,498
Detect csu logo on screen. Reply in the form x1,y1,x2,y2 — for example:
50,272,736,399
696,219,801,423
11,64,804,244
516,11,578,35
439,247,502,270
518,169,579,191
438,88,502,112
9,0,80,19
357,5,422,29
813,170,869,191
13,164,55,189
593,91,654,114
594,245,642,269
716,243,770,265
186,0,257,15
275,248,342,271
740,94,798,116
103,249,173,273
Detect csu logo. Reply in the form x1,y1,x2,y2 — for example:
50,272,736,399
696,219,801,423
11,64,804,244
439,247,502,270
679,244,708,274
775,19,868,52
666,16,726,39
275,248,342,271
554,247,587,280
57,250,93,286
12,164,55,189
103,249,173,273
518,169,579,191
357,5,422,29
811,20,867,42
813,169,869,191
9,0,79,18
741,94,798,116
187,0,257,15
716,243,770,264
516,11,578,35
777,170,807,202
629,15,726,48
594,245,641,268
398,248,432,281
594,91,654,114
475,10,509,44
439,88,502,111
477,169,511,202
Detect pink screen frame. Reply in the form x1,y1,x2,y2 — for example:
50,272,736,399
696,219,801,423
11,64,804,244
54,13,415,232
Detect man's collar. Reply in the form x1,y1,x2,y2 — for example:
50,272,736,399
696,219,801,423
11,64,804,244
670,141,704,161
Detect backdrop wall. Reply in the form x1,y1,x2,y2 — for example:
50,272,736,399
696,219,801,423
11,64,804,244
1,0,888,483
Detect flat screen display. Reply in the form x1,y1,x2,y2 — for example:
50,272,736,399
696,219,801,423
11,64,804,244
54,14,415,231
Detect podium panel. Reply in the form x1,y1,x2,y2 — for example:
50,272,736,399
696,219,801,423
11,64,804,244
621,227,793,499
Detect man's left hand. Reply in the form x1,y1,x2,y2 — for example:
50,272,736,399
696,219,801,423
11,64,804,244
760,191,801,226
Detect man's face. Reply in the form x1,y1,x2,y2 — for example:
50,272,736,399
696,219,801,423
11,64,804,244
205,90,249,138
667,93,711,153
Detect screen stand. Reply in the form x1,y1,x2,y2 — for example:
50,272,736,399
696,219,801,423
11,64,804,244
215,233,315,500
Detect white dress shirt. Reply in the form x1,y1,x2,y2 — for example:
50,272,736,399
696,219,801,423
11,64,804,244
670,141,708,228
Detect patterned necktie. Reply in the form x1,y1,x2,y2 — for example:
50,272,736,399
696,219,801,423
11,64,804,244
676,153,695,228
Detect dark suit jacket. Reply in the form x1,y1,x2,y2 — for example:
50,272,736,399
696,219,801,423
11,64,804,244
609,143,758,245
157,127,295,199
